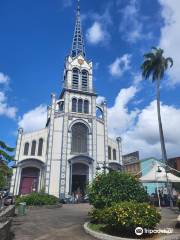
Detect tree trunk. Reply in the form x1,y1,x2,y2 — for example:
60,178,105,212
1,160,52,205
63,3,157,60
156,79,168,163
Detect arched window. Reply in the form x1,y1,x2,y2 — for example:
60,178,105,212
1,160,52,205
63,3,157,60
81,70,88,91
113,149,116,160
38,138,43,156
31,140,36,156
72,98,77,112
71,123,88,153
78,99,83,113
108,146,111,160
72,68,79,90
84,100,89,114
24,142,29,155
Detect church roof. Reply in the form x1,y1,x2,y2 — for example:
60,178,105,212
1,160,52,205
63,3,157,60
71,0,85,58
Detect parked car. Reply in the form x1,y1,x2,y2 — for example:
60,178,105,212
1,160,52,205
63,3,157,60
4,194,15,206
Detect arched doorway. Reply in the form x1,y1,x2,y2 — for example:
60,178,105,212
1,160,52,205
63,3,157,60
71,163,89,196
20,167,40,195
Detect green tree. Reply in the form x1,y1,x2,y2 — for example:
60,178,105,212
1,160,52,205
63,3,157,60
88,171,149,209
141,47,173,164
0,140,14,162
0,140,14,189
0,162,12,189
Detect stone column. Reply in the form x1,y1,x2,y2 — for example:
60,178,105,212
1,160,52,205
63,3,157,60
10,128,23,195
45,93,56,194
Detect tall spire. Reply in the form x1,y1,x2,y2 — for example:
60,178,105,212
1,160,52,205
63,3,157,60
71,0,85,58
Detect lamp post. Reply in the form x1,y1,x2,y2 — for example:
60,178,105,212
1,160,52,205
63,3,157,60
165,165,173,207
156,166,162,208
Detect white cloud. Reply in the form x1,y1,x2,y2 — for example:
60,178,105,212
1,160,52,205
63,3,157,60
96,96,106,105
86,5,112,45
119,0,143,43
0,72,9,85
86,22,108,45
18,105,47,132
109,54,131,77
159,0,180,85
107,87,180,159
0,91,17,119
107,86,138,136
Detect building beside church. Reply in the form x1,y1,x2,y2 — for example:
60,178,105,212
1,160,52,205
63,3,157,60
10,2,122,199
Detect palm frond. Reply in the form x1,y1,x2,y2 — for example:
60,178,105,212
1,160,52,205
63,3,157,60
0,140,15,152
166,57,173,67
0,149,14,161
144,53,155,60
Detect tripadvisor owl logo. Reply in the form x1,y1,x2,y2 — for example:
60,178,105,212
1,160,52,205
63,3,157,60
135,227,143,236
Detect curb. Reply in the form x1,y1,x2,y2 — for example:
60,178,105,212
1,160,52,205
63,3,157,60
83,222,180,240
83,222,139,240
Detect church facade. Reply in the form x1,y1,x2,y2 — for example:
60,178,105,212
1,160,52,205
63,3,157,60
10,2,122,199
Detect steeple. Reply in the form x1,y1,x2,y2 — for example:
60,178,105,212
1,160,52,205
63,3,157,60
71,0,85,58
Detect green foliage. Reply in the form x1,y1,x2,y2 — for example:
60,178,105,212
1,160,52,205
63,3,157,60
89,201,161,236
16,193,59,206
141,47,173,82
0,140,15,162
0,160,12,189
0,171,6,189
88,171,149,208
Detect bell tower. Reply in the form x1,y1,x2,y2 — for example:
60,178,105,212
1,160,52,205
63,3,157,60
58,0,100,199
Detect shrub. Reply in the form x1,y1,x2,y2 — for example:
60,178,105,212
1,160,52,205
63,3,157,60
88,171,149,208
89,201,161,237
16,193,59,206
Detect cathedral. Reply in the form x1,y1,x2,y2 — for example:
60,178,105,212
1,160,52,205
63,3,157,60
10,2,122,199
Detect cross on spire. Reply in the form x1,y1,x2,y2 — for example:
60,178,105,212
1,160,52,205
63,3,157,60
71,0,85,58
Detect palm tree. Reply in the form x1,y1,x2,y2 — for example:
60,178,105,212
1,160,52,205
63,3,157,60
141,47,173,164
0,140,14,162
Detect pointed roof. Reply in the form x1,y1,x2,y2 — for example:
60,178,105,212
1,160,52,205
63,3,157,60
71,0,85,58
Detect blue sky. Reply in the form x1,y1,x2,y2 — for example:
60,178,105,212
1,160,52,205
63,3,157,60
0,0,180,159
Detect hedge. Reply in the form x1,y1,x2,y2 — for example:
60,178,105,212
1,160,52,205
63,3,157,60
16,193,59,206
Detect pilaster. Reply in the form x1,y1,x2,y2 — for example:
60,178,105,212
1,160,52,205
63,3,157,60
45,93,56,193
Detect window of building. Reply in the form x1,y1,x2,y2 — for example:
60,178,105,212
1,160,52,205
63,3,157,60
113,149,116,160
81,70,88,91
78,99,83,113
24,142,29,155
38,138,43,156
108,146,111,160
59,101,64,112
84,100,89,114
72,98,77,112
71,123,88,153
72,68,79,90
31,140,36,156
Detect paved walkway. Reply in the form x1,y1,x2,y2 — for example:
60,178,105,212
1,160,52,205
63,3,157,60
11,204,180,240
11,204,95,240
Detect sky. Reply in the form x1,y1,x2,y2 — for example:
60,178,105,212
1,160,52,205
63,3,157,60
0,0,180,160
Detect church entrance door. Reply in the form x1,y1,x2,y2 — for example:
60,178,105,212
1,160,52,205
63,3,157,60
71,163,89,197
20,167,40,195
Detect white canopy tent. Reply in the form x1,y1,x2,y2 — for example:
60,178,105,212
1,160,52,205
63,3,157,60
140,162,180,183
